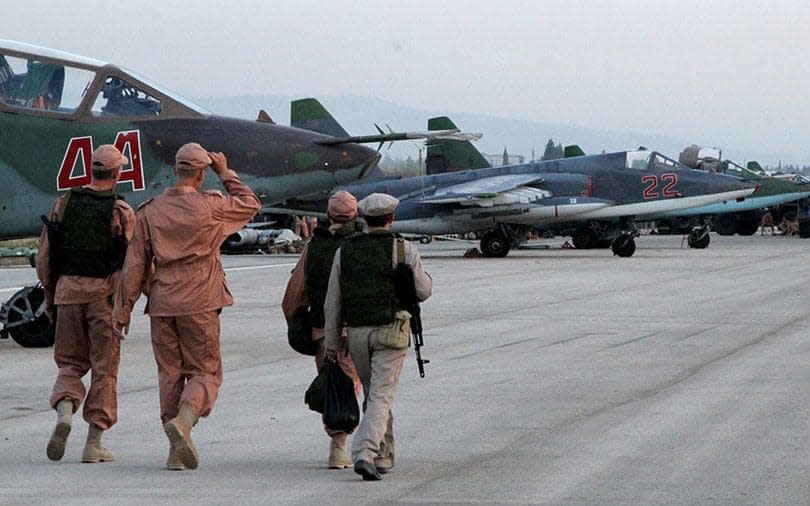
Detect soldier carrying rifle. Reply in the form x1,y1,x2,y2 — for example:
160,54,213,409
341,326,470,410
324,193,432,481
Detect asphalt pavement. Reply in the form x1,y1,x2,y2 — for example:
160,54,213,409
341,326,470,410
1,234,809,505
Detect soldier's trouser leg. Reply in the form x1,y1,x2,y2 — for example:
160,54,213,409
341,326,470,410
347,327,407,465
150,312,223,423
375,413,395,469
51,304,90,415
83,297,120,429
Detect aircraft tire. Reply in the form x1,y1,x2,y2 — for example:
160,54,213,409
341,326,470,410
611,236,636,257
687,229,711,249
571,230,594,249
419,236,433,244
3,286,55,348
480,231,510,258
736,212,759,236
712,213,737,236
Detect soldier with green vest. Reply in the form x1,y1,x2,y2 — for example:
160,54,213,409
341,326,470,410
36,144,135,464
324,192,432,481
282,190,363,469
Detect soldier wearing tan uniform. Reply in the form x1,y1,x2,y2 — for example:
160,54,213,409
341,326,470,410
37,144,135,464
112,143,260,470
324,193,432,481
282,191,363,469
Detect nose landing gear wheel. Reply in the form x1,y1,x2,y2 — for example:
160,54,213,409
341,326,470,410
687,228,710,249
611,235,636,257
1,285,55,348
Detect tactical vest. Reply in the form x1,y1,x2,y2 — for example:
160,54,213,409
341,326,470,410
305,220,363,327
340,232,399,327
58,187,127,278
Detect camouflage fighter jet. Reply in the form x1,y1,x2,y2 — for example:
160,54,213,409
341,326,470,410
298,117,757,258
0,40,475,347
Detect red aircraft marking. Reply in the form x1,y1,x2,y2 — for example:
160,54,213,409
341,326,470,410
56,130,146,191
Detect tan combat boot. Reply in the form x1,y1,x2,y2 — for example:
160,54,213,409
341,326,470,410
82,424,115,463
166,447,185,471
164,403,200,470
328,433,352,469
46,398,73,461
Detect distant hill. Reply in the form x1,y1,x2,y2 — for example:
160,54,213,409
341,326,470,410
197,94,785,166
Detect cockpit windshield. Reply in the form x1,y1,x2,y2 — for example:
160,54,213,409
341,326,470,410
120,67,210,115
723,160,762,179
625,150,680,170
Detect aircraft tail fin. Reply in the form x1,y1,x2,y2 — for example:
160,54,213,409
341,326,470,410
747,161,764,173
564,145,586,158
425,116,491,175
290,98,350,137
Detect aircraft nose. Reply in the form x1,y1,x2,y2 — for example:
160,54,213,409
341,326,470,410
343,144,381,178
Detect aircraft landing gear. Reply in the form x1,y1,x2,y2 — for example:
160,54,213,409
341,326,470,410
0,285,55,348
611,234,636,257
687,226,711,249
480,230,510,257
611,219,638,257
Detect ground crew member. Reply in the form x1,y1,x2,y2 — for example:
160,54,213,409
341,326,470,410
112,143,260,470
323,193,432,481
282,191,363,469
37,144,135,463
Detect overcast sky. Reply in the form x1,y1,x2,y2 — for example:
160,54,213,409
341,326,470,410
8,0,810,164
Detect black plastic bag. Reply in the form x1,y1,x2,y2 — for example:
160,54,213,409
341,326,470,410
304,370,326,414
322,361,359,432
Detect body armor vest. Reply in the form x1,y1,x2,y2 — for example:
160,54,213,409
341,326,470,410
305,220,362,327
340,232,399,327
58,187,126,278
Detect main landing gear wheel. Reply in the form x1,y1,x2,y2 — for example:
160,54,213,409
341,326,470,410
1,285,55,348
611,235,636,257
687,228,711,249
480,231,510,258
571,229,595,249
713,213,737,236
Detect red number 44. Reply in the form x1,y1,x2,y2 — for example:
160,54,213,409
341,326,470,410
641,173,679,199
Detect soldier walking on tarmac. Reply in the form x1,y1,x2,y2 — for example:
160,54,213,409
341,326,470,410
37,145,135,463
323,193,432,481
282,191,363,469
112,143,260,470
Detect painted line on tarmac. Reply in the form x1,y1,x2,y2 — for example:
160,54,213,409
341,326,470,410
225,263,296,272
0,264,295,293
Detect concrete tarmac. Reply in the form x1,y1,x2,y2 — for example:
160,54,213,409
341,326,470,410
1,234,809,505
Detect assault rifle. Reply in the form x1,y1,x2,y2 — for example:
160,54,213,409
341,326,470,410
392,259,429,377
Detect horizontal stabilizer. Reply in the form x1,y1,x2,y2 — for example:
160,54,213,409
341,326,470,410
420,174,545,204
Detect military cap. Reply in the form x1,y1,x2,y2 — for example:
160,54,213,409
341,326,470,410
175,142,212,169
358,193,399,216
327,191,358,222
91,144,128,170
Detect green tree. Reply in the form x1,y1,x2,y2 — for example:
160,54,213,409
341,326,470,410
540,138,564,161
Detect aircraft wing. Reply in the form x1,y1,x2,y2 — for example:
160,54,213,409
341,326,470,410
420,174,547,204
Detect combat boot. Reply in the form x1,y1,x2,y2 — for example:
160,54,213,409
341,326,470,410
166,447,185,471
46,397,73,461
82,424,115,463
164,402,200,470
328,433,352,469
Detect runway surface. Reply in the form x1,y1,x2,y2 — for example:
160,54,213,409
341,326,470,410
1,234,809,505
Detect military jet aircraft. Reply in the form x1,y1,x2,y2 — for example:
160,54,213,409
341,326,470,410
645,146,810,243
0,40,477,239
300,117,757,258
0,40,476,347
